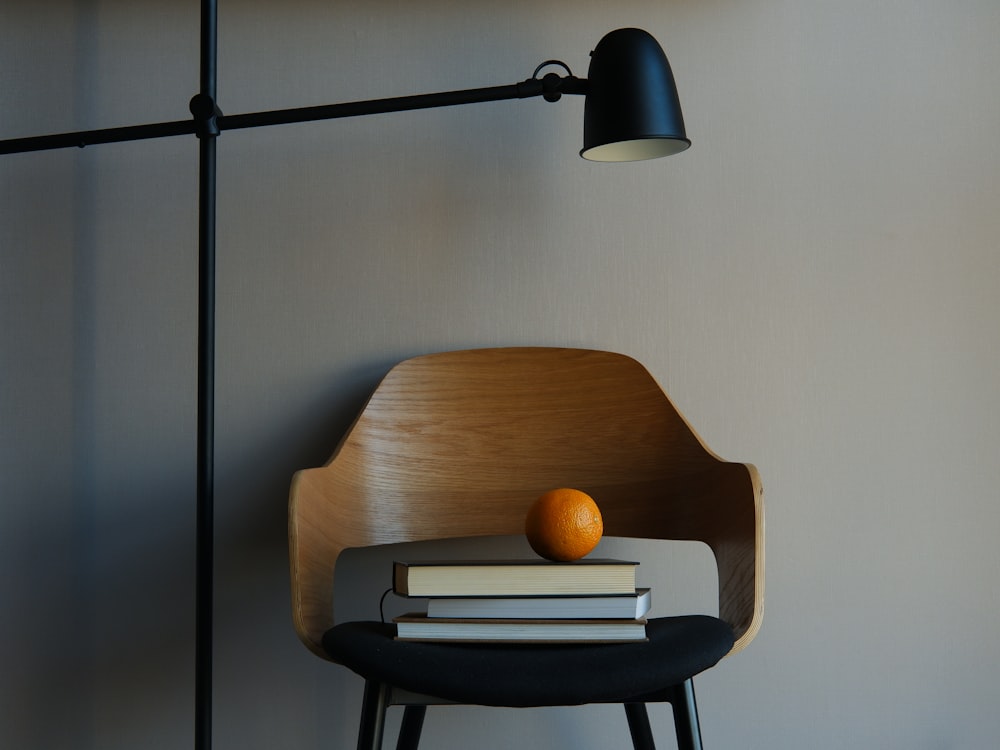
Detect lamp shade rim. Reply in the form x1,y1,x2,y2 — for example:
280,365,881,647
580,136,691,163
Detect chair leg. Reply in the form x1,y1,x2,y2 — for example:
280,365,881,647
624,702,656,750
357,680,389,750
670,679,704,750
395,706,426,750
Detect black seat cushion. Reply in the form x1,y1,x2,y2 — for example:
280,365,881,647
322,616,734,707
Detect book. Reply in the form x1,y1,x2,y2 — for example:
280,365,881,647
393,613,648,643
426,588,651,620
392,558,639,598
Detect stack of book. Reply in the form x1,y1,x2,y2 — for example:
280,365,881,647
391,558,650,643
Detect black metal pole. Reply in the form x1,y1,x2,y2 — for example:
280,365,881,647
216,76,566,132
195,134,216,750
195,1,219,749
0,119,195,155
0,75,579,156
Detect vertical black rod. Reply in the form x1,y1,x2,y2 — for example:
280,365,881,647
201,0,218,100
357,681,390,750
624,703,657,750
195,135,216,749
195,1,218,749
395,705,427,750
670,680,704,750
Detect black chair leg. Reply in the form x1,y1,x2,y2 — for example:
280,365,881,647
624,702,656,750
357,680,389,750
395,705,426,750
670,679,704,750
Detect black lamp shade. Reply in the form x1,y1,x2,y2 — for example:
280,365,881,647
581,28,690,162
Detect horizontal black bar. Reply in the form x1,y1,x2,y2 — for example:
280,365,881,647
0,74,587,156
218,79,549,132
0,119,195,155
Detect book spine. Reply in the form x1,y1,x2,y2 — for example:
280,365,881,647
392,562,410,596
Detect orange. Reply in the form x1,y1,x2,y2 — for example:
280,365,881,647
524,488,604,562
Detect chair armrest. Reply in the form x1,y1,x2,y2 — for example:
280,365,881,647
699,462,764,655
600,461,764,656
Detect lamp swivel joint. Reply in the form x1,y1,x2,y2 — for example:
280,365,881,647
529,60,586,103
190,94,223,138
540,72,564,102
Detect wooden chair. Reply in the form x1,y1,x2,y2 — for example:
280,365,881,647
288,347,764,750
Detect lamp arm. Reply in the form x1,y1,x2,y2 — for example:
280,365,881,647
0,71,587,156
0,119,195,155
220,72,587,131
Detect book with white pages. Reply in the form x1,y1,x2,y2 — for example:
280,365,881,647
426,588,651,620
392,558,638,597
394,613,648,643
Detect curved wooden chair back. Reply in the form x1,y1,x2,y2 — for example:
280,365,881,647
289,347,763,660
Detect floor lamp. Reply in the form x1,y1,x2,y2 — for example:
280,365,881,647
1,3,690,748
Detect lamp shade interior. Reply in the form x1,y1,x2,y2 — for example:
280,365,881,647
582,137,690,163
581,28,690,162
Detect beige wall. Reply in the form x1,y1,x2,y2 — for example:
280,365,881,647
3,1,999,747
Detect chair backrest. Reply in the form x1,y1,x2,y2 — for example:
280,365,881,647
289,347,764,659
